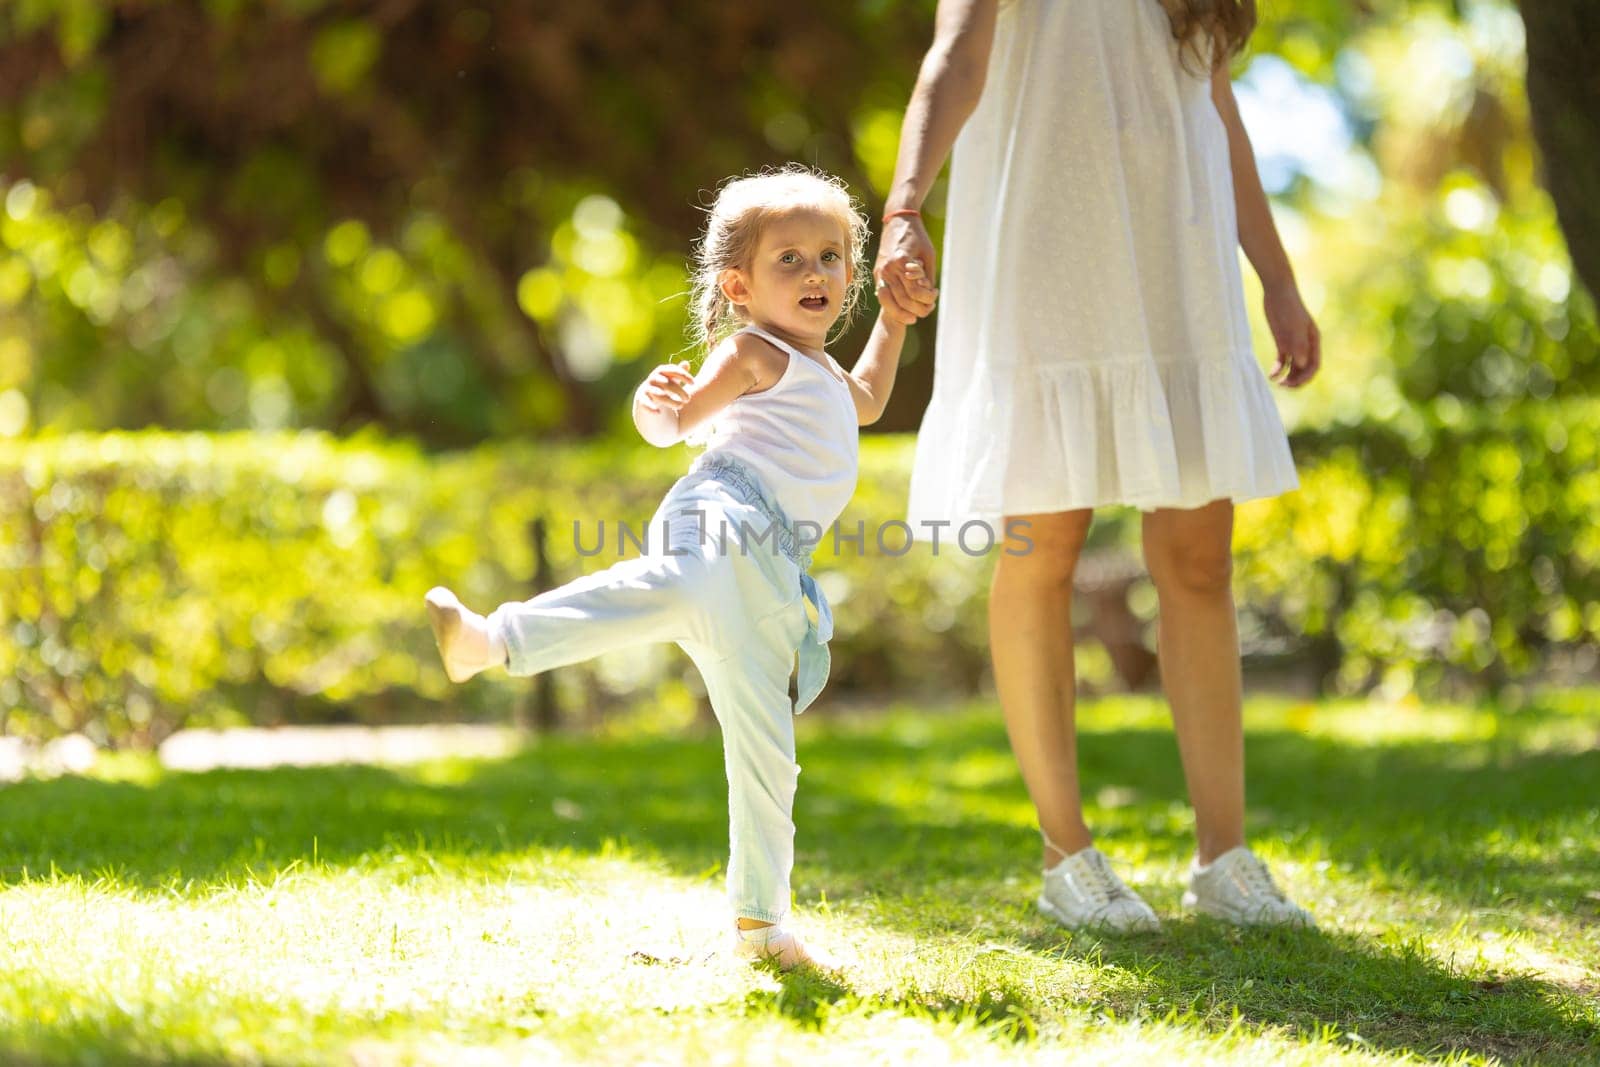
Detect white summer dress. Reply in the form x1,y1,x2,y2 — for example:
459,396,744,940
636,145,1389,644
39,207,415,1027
905,0,1299,533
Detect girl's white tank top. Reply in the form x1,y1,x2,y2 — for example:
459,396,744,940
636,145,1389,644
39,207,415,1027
695,323,860,531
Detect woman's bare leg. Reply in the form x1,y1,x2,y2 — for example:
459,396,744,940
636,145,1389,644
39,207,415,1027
989,509,1096,867
1140,500,1246,865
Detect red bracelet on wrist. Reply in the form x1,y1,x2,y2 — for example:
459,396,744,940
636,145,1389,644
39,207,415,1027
882,208,922,223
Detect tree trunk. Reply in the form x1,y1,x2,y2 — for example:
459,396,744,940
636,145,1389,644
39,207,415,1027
1519,0,1600,300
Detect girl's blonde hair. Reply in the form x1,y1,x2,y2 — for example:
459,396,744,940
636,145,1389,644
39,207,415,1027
1157,0,1257,74
688,165,871,353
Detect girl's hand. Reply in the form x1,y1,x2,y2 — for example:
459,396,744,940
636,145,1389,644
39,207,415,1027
1263,281,1321,388
874,214,940,324
878,261,933,327
639,361,694,412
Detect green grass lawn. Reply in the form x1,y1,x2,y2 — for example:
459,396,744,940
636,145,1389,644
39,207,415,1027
2,694,1597,1065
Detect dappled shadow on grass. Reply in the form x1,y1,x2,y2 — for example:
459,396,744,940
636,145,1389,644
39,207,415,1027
1240,731,1600,922
0,1050,229,1067
1,710,1597,1061
745,965,1036,1044
5,715,1594,914
745,966,855,1031
796,717,1600,922
0,1021,235,1067
736,921,1596,1063
1015,921,1595,1064
0,733,728,888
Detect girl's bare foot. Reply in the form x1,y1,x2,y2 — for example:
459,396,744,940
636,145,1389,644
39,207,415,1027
732,923,841,972
424,587,505,682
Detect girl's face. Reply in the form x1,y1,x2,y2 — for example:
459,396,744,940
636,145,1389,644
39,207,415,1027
721,208,851,347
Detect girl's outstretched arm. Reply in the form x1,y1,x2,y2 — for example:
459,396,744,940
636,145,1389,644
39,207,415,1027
1210,62,1322,388
843,311,910,426
875,0,1000,320
630,335,774,447
633,361,696,446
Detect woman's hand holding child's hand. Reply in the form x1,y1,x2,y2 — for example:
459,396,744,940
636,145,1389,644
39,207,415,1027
640,361,695,413
875,214,940,325
877,260,937,327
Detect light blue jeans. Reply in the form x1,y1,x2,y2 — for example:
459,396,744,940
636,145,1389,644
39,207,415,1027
487,455,833,923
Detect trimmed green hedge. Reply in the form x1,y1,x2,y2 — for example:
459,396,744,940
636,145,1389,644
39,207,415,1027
2,406,1597,747
1234,399,1600,698
0,431,1008,746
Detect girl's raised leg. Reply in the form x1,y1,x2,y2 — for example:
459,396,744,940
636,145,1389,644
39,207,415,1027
487,552,716,677
427,548,719,684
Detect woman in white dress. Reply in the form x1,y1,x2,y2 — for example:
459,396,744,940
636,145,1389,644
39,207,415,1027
876,0,1323,930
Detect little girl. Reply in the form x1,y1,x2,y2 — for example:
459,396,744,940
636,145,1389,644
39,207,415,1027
423,167,926,969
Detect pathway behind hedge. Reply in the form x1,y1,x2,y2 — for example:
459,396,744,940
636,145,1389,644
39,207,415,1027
2,694,1597,1065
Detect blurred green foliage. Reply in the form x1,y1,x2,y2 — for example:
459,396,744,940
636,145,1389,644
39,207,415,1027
0,1,939,439
3,417,1596,748
1258,2,1600,434
3,1,1587,444
0,432,994,747
1235,398,1600,700
1385,185,1598,407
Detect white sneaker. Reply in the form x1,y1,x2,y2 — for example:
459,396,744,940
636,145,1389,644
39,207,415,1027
1182,847,1315,927
732,924,839,971
1037,847,1161,933
424,586,504,683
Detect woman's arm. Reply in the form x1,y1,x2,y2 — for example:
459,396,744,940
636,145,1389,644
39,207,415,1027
875,0,1001,319
1210,63,1292,292
843,312,910,425
1210,63,1321,387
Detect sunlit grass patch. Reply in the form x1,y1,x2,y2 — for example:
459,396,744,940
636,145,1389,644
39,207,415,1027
1,694,1596,1064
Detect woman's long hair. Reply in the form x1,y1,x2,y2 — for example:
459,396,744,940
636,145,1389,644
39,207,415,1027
1157,0,1257,72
